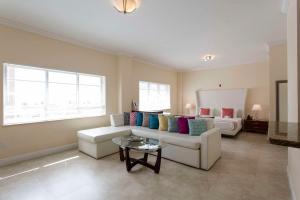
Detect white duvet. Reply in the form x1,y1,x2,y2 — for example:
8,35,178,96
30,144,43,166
214,117,242,131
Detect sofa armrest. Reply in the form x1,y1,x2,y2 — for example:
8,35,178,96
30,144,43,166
200,127,221,170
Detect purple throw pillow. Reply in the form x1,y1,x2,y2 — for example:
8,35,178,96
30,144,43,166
177,116,195,134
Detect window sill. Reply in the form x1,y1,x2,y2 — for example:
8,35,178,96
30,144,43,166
2,114,107,127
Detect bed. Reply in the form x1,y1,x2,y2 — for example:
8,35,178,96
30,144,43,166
195,89,247,136
214,117,243,136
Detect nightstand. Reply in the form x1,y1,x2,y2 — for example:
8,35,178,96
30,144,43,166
243,120,269,134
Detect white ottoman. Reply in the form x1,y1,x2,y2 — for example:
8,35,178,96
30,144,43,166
77,126,132,159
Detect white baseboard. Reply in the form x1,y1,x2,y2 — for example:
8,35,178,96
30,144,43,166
0,143,78,167
287,166,297,200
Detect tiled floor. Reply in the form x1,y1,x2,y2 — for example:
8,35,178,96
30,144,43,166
0,132,291,200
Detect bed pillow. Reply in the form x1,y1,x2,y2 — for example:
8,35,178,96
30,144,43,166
136,112,143,126
158,115,168,131
200,108,210,116
142,112,149,127
168,116,178,132
130,112,137,126
222,108,234,118
149,114,159,129
188,119,207,136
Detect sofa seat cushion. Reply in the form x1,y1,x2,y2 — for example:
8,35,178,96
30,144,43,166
160,133,202,150
78,126,132,143
131,127,201,150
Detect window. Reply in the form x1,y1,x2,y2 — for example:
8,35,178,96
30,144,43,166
3,63,106,125
139,81,171,111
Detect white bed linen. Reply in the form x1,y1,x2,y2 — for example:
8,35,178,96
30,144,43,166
214,117,242,136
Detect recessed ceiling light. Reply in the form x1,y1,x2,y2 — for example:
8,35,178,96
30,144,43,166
202,55,215,62
112,0,141,14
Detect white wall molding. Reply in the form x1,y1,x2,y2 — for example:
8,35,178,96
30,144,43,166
0,143,78,167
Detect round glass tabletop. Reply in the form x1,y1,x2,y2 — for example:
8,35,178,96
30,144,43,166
112,135,163,152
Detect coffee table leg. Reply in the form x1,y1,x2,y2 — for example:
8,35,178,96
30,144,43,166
125,147,131,172
154,148,162,174
143,153,148,162
119,147,125,162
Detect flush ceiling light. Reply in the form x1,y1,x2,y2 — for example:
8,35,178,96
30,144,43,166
112,0,141,14
202,55,215,62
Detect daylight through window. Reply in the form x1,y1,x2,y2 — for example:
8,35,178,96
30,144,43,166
3,63,106,125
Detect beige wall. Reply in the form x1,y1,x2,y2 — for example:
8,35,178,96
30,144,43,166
0,25,178,159
269,43,288,121
181,62,270,120
287,0,299,123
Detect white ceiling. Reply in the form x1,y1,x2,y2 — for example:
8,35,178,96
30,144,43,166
0,0,286,70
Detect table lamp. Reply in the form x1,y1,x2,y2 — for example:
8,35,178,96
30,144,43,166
252,104,262,120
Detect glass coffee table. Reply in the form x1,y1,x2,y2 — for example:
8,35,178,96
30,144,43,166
112,135,163,174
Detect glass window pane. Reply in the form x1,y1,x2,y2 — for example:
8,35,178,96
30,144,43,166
79,85,102,107
7,65,46,82
138,81,171,111
49,71,76,84
4,80,46,124
79,75,101,85
48,83,77,107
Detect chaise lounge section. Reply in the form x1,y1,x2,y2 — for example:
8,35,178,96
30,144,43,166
77,114,222,170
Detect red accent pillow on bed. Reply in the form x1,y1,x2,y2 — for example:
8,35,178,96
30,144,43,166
200,108,210,115
222,108,234,118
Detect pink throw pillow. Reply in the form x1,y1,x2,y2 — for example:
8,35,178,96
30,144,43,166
222,108,234,118
130,112,137,126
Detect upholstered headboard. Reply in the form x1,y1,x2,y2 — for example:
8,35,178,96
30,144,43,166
195,89,247,118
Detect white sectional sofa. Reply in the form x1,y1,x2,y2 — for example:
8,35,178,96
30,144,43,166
77,114,222,170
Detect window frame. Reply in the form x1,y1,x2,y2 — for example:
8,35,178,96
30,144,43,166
138,80,171,112
3,63,106,126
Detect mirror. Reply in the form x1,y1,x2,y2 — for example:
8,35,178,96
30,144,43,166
276,80,288,122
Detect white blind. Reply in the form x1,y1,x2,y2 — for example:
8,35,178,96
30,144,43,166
139,81,171,111
3,63,106,125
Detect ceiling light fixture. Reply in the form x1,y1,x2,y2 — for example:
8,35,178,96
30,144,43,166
202,55,215,62
112,0,141,14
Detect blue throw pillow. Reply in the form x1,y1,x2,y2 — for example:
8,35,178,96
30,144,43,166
168,116,178,132
149,114,159,129
188,119,207,136
136,112,143,126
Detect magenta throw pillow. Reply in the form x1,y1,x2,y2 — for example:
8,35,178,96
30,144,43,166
130,112,137,126
177,116,195,134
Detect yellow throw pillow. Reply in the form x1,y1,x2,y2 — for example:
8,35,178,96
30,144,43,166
158,115,168,131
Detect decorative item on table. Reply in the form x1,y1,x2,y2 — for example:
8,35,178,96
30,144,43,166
131,100,138,111
246,114,253,120
251,104,262,120
185,103,196,115
128,135,143,142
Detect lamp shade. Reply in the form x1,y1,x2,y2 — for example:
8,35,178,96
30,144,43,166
185,103,192,109
252,104,262,111
112,0,141,14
